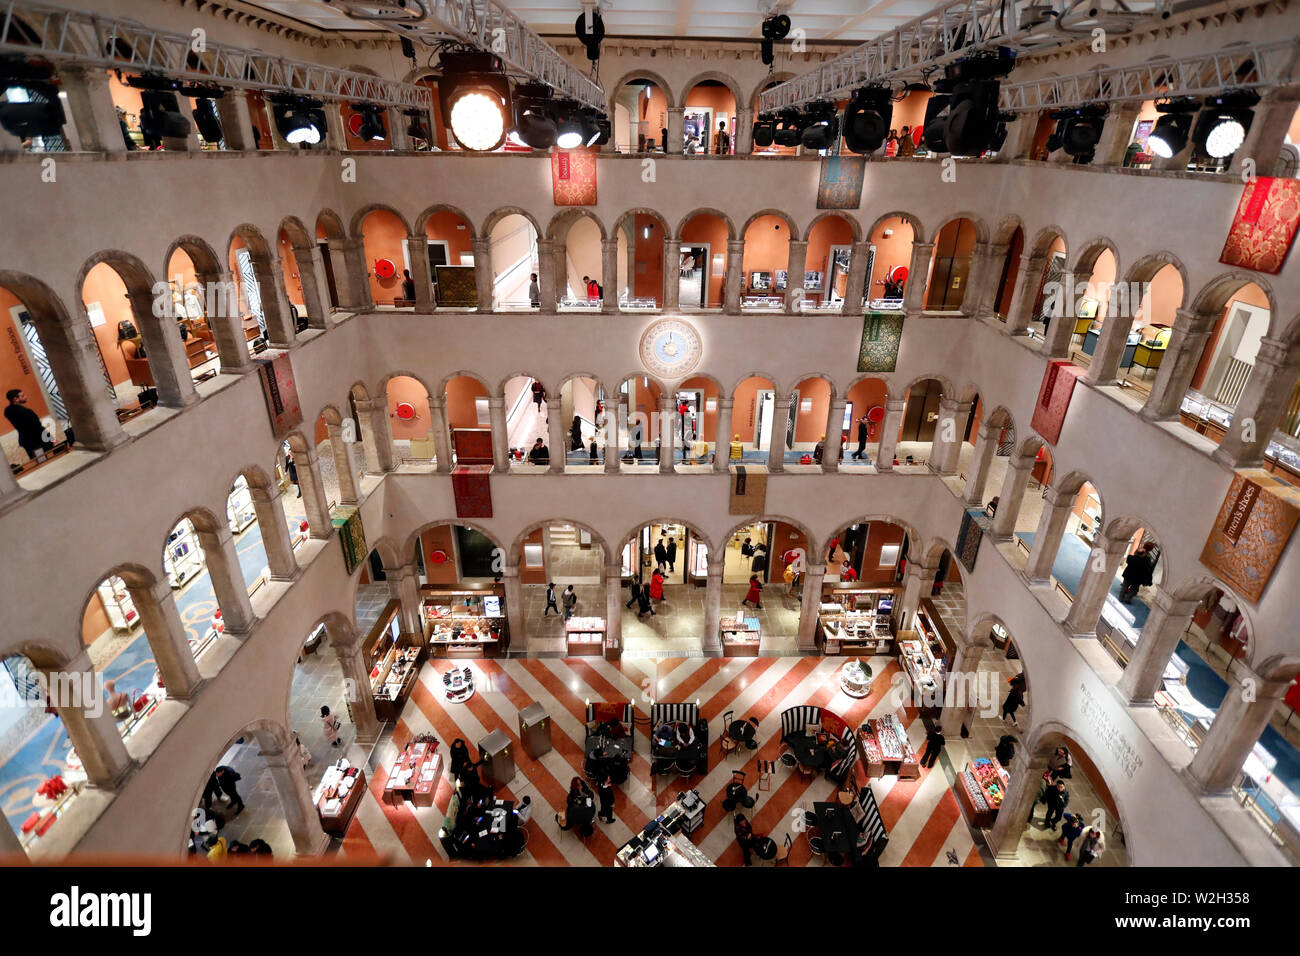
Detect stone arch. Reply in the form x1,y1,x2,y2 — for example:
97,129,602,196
361,536,404,572
4,638,77,672
180,716,293,851
679,370,728,399
76,562,164,657
984,404,1015,430
721,514,816,557
546,207,607,242
165,504,225,538
617,517,715,556
1188,271,1277,319
315,404,344,429
556,370,608,394
616,370,670,396
1071,237,1120,277
826,513,924,566
993,215,1025,246
349,203,412,239
903,372,955,398
967,612,1014,647
1253,653,1300,682
679,70,745,114
740,208,799,241
611,207,671,238
481,205,544,240
1028,224,1068,258
75,248,157,301
730,371,781,395
315,208,347,240
789,373,837,401
437,369,493,397
510,518,611,562
497,370,548,398
228,224,272,261
674,207,737,241
804,211,862,243
866,210,926,244
956,381,982,403
401,518,508,567
843,373,893,402
413,203,477,239
922,536,959,567
377,369,437,402
606,68,677,112
932,212,990,244
1122,250,1189,299
276,216,314,249
163,234,223,278
347,380,371,403
1016,433,1047,458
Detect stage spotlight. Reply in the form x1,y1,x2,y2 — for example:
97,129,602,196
1051,103,1108,158
921,93,952,152
191,97,224,143
773,109,804,147
751,113,775,147
140,90,192,144
843,86,893,153
271,95,326,146
352,103,387,141
579,107,602,147
800,101,840,150
575,10,605,62
438,50,511,152
1194,89,1260,159
1147,98,1197,159
404,108,430,142
512,82,557,149
554,99,585,149
0,58,65,140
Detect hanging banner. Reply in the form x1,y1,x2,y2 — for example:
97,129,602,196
452,465,493,518
1199,470,1300,602
729,464,767,515
816,156,865,209
1218,177,1300,275
856,313,904,372
1029,360,1084,445
955,509,989,573
331,506,366,575
254,353,302,440
551,147,597,205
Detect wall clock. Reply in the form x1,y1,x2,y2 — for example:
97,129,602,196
639,318,702,379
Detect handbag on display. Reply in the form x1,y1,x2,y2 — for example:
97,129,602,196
800,454,813,464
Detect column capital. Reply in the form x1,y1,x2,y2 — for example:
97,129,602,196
536,238,555,253
1255,336,1299,371
851,240,873,253
546,395,562,409
488,395,505,408
601,237,619,252
428,396,446,411
726,239,746,252
1173,307,1215,334
885,397,907,412
787,239,809,251
829,397,847,410
1144,587,1201,618
1224,664,1294,701
470,237,490,251
976,419,1001,440
910,241,936,254
938,396,972,415
719,396,735,409
668,106,685,115
1041,485,1073,508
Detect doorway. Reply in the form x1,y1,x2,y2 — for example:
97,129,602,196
679,243,708,308
755,389,776,451
828,245,851,306
676,388,703,448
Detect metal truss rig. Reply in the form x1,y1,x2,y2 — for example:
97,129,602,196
0,0,432,109
333,1,605,111
998,37,1300,111
756,0,1171,114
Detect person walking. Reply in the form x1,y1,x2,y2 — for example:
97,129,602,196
201,771,224,811
1059,811,1085,861
214,765,244,814
5,389,53,460
629,418,643,460
543,582,560,616
562,584,577,620
284,452,300,498
589,436,599,464
827,535,839,563
636,582,655,617
1119,542,1157,603
528,437,549,465
321,705,342,748
531,380,546,416
1048,745,1073,781
666,536,677,573
1001,682,1025,725
528,272,540,309
596,776,616,824
742,574,764,609
852,416,868,459
654,536,668,571
920,727,945,768
570,415,584,452
625,577,641,609
1076,826,1105,867
648,568,665,604
995,734,1016,767
715,120,730,155
1042,779,1070,830
898,126,915,157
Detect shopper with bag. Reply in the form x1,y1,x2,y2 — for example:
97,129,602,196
1076,826,1105,866
321,705,343,748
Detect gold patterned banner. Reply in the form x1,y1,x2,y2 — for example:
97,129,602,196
1218,177,1300,275
551,147,598,206
1199,470,1300,602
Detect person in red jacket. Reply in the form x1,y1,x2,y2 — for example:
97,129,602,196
742,574,763,609
648,568,665,602
839,559,858,582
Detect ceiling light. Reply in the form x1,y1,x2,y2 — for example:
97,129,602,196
800,101,840,150
513,82,557,150
843,86,893,154
271,94,326,146
353,103,387,141
438,50,510,152
1195,90,1260,159
554,99,584,149
1050,103,1108,159
579,107,603,147
1147,98,1196,159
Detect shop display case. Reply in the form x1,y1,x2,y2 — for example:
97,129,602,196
817,585,899,655
838,658,873,698
565,616,606,658
720,615,760,657
96,576,139,633
383,735,441,808
226,476,257,535
955,757,1009,829
420,583,507,658
314,759,366,836
365,599,424,721
163,519,204,589
857,714,919,779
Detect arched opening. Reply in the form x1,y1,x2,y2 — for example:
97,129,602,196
357,208,411,308
488,213,540,310
674,375,720,467
925,218,978,312
717,519,807,650
1024,478,1103,605
964,404,1016,511
559,375,606,468
992,226,1025,320
999,439,1054,553
273,228,310,332
516,520,606,653
898,377,946,466
615,374,663,468
1115,262,1182,392
1026,233,1068,341
751,76,795,156
730,375,779,460
945,618,1029,788
554,214,604,308
619,519,710,654
864,217,915,309
189,723,302,860
1064,247,1117,369
678,212,728,309
273,438,312,548
163,244,226,384
788,376,833,466
502,374,547,468
805,215,856,312
818,518,908,654
411,523,511,658
410,72,449,150
682,79,737,155
422,209,475,307
162,507,259,660
741,215,790,311
614,212,665,308
226,233,274,355
610,77,669,152
443,374,491,467
387,375,436,466
841,376,889,467
80,260,166,417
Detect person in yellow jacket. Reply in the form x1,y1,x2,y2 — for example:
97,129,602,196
729,433,744,461
205,835,228,862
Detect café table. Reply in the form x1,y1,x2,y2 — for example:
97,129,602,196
754,836,778,861
588,734,634,761
786,732,829,769
812,801,857,856
728,719,758,747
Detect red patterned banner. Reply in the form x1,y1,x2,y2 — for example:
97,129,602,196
551,147,597,205
1218,177,1300,275
1200,469,1300,602
254,354,302,440
451,465,492,518
1029,360,1084,445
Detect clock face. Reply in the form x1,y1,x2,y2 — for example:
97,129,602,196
639,319,702,379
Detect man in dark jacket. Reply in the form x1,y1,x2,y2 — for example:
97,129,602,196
596,776,616,824
995,734,1016,767
562,585,577,620
1042,779,1070,830
625,578,641,609
528,438,549,465
401,269,416,302
666,537,677,572
851,416,868,459
920,727,945,768
654,537,668,570
1119,543,1157,603
214,765,244,814
5,389,52,460
543,582,560,616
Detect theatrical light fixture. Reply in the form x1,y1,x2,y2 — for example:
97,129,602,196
843,86,893,154
921,93,952,152
925,51,1016,156
575,9,605,62
1195,89,1260,159
773,108,805,147
271,94,326,146
1051,103,1108,160
1146,98,1197,159
554,99,585,149
404,108,430,142
800,100,840,151
353,103,388,141
140,90,192,144
0,58,65,140
761,38,775,67
438,50,511,152
751,113,775,147
191,97,224,144
761,14,792,39
512,81,558,149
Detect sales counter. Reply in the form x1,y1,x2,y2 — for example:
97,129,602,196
364,600,425,722
816,586,898,655
857,714,919,780
421,583,508,659
383,735,441,808
614,790,713,867
314,759,366,837
720,615,761,657
954,757,1009,829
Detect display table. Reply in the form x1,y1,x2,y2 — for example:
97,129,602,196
383,737,441,808
838,658,874,698
954,758,1009,829
421,584,508,658
898,635,945,714
720,615,761,657
443,665,475,704
565,616,606,657
314,763,366,837
857,714,919,780
818,587,898,655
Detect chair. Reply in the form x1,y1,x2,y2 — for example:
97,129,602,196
757,760,775,792
778,745,798,769
745,716,760,750
807,834,825,857
827,851,845,867
803,809,818,829
720,710,740,758
798,761,816,782
774,832,792,866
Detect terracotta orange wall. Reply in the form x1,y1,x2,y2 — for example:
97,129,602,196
994,229,1025,317
1133,264,1182,332
731,377,775,443
425,212,474,264
892,90,932,136
276,234,306,307
637,84,669,147
1191,284,1271,390
684,84,737,151
417,78,450,151
165,248,198,291
445,376,488,430
634,214,665,301
421,526,460,583
792,377,831,443
81,591,111,645
805,216,854,294
1030,112,1055,161
314,415,329,446
861,521,905,585
82,262,136,387
387,376,432,440
519,528,546,585
771,521,806,572
867,218,914,299
680,375,720,442
340,102,392,150
0,286,52,435
680,215,727,307
246,92,275,150
844,378,888,441
1084,249,1117,325
741,215,790,288
624,377,661,419
360,210,408,304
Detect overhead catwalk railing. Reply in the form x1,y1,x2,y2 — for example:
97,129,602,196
756,0,1173,113
0,0,433,108
997,37,1300,111
333,0,606,111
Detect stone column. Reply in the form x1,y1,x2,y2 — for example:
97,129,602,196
1187,668,1293,794
963,420,1000,505
1042,271,1077,359
844,240,872,313
125,291,198,410
470,237,494,311
962,241,994,317
214,92,258,151
488,396,511,471
904,242,934,313
289,246,331,329
658,394,675,473
733,108,752,155
986,750,1050,859
667,107,684,155
249,259,297,348
899,560,939,623
1024,487,1072,584
45,652,132,790
248,483,299,581
41,318,127,452
712,397,734,473
294,446,332,538
990,451,1035,541
929,397,972,475
1116,590,1200,704
784,240,808,314
501,564,525,655
128,579,202,700
0,460,22,505
404,234,435,313
326,422,360,504
547,396,565,473
875,398,906,472
1086,310,1135,386
535,239,557,313
1213,337,1300,469
383,561,423,637
1062,535,1129,635
604,408,620,474
768,395,791,472
323,102,348,152
334,642,380,744
601,238,619,313
796,564,827,652
1229,88,1300,177
350,397,382,475
428,398,453,475
194,524,257,635
605,561,624,657
822,398,846,472
261,739,330,856
940,641,989,736
1004,254,1045,335
723,239,745,313
1094,102,1141,167
972,242,1008,318
371,397,398,473
703,557,725,654
551,241,568,303
330,238,372,311
662,237,680,311
388,108,411,151
1140,308,1215,422
58,65,126,154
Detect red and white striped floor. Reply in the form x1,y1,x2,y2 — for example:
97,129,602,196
339,656,989,867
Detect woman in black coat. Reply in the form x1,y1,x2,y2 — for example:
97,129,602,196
570,415,584,451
